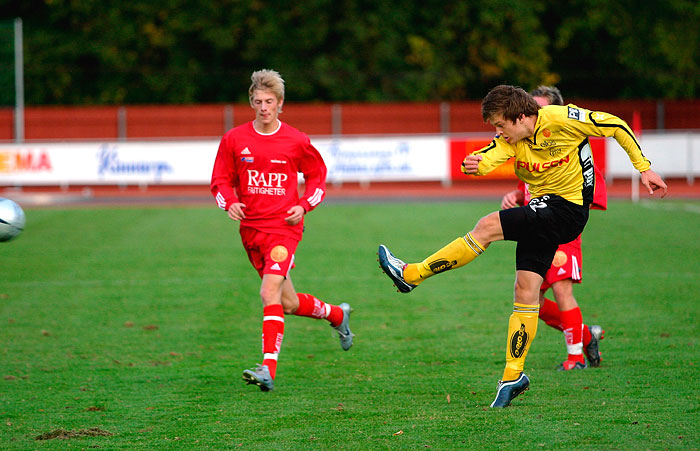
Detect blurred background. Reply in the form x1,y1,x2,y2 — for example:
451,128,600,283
0,0,698,203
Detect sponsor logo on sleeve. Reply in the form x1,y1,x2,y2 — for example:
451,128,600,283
567,107,588,122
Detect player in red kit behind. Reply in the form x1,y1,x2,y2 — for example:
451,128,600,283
211,69,353,392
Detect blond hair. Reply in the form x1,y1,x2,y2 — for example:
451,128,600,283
248,69,285,111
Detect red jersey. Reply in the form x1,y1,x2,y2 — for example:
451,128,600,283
211,121,327,240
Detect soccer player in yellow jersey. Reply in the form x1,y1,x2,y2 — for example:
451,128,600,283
502,86,606,372
378,84,667,408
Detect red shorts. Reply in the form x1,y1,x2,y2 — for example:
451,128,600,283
540,236,583,290
239,226,299,278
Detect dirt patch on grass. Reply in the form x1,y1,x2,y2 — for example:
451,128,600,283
35,427,113,440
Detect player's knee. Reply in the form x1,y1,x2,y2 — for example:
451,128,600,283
259,286,281,306
472,212,502,245
514,276,541,304
551,281,577,305
280,296,298,314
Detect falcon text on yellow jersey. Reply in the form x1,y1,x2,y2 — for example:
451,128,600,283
469,104,650,205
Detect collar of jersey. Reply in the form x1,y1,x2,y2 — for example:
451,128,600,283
531,111,545,145
253,120,282,136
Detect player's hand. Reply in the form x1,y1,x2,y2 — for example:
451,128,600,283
227,203,246,221
640,169,668,198
461,154,482,174
285,205,305,225
501,190,524,209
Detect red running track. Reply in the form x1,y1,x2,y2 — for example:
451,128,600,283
1,178,697,207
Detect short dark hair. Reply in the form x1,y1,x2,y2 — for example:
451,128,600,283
481,85,541,123
530,85,564,106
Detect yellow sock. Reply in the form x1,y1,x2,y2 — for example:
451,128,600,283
403,233,485,285
502,303,540,381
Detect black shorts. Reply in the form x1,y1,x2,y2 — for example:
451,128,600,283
499,194,589,278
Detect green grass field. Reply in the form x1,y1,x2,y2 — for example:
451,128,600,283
1,199,699,449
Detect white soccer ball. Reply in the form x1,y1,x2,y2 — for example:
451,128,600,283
0,198,26,242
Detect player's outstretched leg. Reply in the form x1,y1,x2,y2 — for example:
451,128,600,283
378,234,485,293
490,373,530,408
377,245,417,293
333,302,354,350
242,364,274,392
584,325,605,367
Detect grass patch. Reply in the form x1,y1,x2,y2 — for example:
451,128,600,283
1,200,698,449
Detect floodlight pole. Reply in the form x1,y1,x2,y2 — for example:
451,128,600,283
14,18,24,143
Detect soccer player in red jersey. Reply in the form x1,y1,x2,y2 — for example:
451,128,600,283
501,86,605,371
379,85,666,407
211,69,353,392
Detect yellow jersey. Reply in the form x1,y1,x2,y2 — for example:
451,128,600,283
467,104,651,205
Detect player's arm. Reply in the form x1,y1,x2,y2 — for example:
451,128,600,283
295,139,327,214
461,137,515,176
640,169,667,197
566,106,667,197
210,134,243,213
501,189,524,209
566,106,649,171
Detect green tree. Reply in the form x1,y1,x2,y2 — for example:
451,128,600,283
0,19,15,106
0,0,697,104
552,0,700,98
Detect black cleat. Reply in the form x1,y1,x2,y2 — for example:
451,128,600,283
490,373,530,408
584,325,604,367
377,245,417,293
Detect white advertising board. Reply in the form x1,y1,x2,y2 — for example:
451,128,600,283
605,133,700,179
3,132,692,186
0,136,450,186
313,136,449,183
0,141,219,185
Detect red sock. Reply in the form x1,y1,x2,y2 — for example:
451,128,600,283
560,307,584,363
262,304,284,379
539,298,563,331
582,324,591,346
294,293,343,327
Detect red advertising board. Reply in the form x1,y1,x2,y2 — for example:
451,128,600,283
449,137,516,181
449,137,607,182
